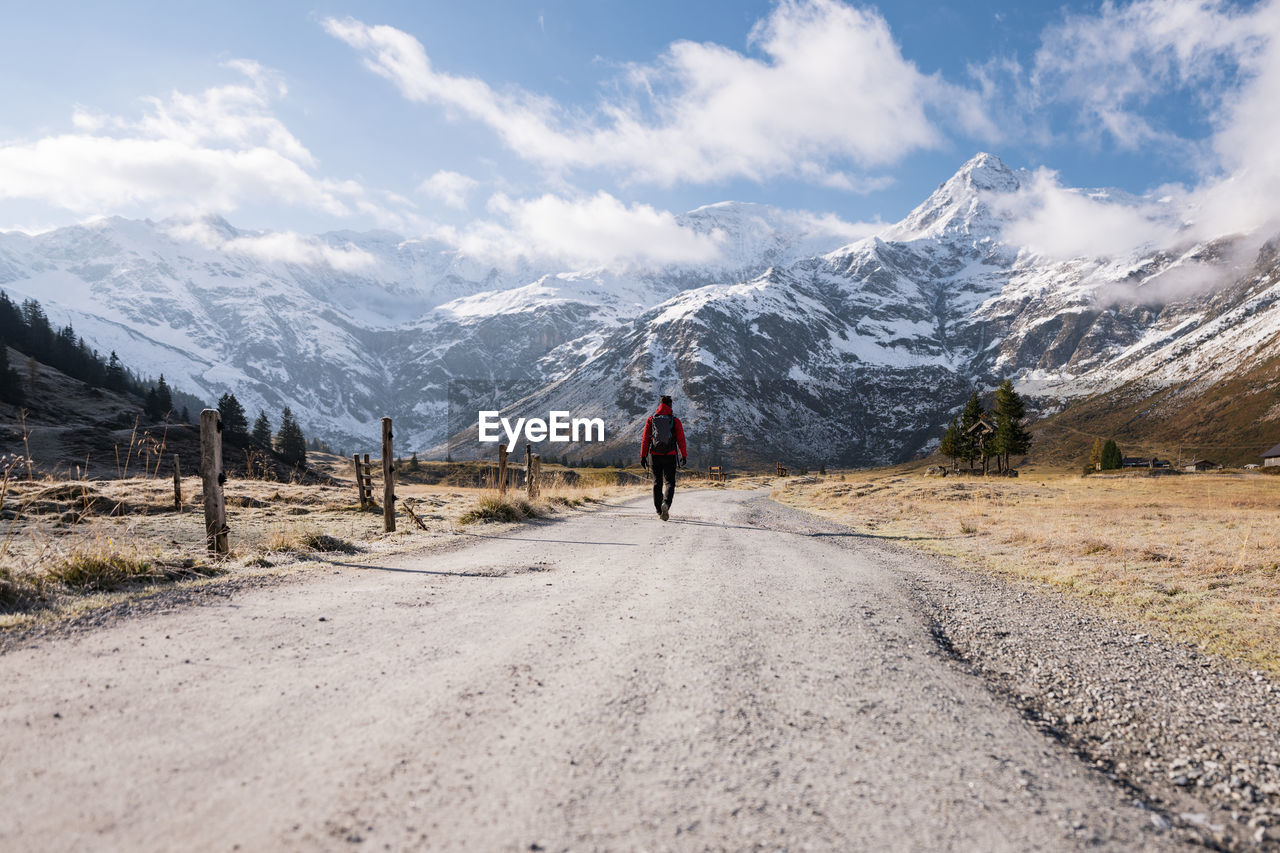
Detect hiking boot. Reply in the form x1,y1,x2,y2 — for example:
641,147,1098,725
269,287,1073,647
660,501,670,521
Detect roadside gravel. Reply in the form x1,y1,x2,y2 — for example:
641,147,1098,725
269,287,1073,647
748,495,1280,849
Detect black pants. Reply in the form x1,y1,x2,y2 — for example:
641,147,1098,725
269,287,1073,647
651,455,677,512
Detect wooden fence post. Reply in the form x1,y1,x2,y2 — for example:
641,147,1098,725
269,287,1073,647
498,443,509,495
531,454,541,499
352,453,366,509
172,454,182,511
382,417,395,533
199,409,228,556
362,454,372,505
525,443,534,500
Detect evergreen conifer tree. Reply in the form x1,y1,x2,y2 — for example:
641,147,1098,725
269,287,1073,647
144,386,162,421
275,407,307,468
939,416,960,469
991,378,1031,472
155,375,172,418
958,390,983,470
1100,439,1123,470
252,410,272,446
105,351,126,391
217,392,248,438
181,405,191,423
408,452,420,471
0,343,22,404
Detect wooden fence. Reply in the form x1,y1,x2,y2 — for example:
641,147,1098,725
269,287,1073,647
199,409,228,556
351,453,375,508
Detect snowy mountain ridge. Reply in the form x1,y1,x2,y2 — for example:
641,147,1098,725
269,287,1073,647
2,153,1276,465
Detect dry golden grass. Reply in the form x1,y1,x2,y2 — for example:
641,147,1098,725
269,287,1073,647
0,465,629,625
457,473,623,524
776,468,1280,673
0,521,222,617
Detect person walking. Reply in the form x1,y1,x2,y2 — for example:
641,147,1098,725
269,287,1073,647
640,395,687,521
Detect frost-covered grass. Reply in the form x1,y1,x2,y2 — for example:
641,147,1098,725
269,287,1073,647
458,478,617,524
0,465,629,632
778,467,1280,673
1,536,222,615
459,493,544,524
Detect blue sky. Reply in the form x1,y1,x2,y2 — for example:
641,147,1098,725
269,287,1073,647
1,0,1276,266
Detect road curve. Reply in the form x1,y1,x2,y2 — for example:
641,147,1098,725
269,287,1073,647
0,489,1156,850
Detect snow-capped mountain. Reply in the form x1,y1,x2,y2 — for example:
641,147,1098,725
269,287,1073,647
3,153,1276,466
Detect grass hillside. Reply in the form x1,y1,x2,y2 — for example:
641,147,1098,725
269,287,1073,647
0,348,330,482
1029,341,1280,469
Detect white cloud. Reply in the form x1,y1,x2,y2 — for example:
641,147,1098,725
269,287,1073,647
418,170,478,209
1032,0,1262,150
0,61,405,225
997,0,1280,263
165,219,376,271
993,168,1183,260
324,1,992,188
436,191,726,268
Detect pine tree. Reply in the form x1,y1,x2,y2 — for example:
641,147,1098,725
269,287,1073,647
958,390,983,470
1100,439,1123,470
144,386,162,421
105,351,126,391
408,451,420,471
991,378,1031,472
217,392,248,438
939,416,960,470
275,407,307,468
181,405,191,423
0,343,22,405
252,410,272,446
1089,438,1104,471
155,375,172,418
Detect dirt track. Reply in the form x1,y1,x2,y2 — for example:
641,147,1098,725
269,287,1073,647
0,489,1196,849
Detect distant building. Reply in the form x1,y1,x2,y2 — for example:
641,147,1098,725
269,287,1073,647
1122,457,1170,469
1184,459,1220,472
1262,442,1280,468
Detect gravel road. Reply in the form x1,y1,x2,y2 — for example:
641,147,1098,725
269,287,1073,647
1,488,1272,850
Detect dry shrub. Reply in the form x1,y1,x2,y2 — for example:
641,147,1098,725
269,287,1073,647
44,549,155,589
459,493,544,524
264,525,359,554
0,565,49,612
298,532,360,553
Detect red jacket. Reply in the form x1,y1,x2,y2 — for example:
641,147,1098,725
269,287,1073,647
641,402,687,458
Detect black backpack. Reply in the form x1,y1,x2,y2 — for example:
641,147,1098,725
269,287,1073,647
650,413,676,454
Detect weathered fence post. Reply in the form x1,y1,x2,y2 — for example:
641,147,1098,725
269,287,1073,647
525,443,534,500
531,454,541,499
352,453,366,509
362,454,372,505
199,409,228,556
498,443,509,495
172,454,182,511
382,417,395,533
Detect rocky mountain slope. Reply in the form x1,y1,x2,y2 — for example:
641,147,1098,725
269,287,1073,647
3,153,1276,467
